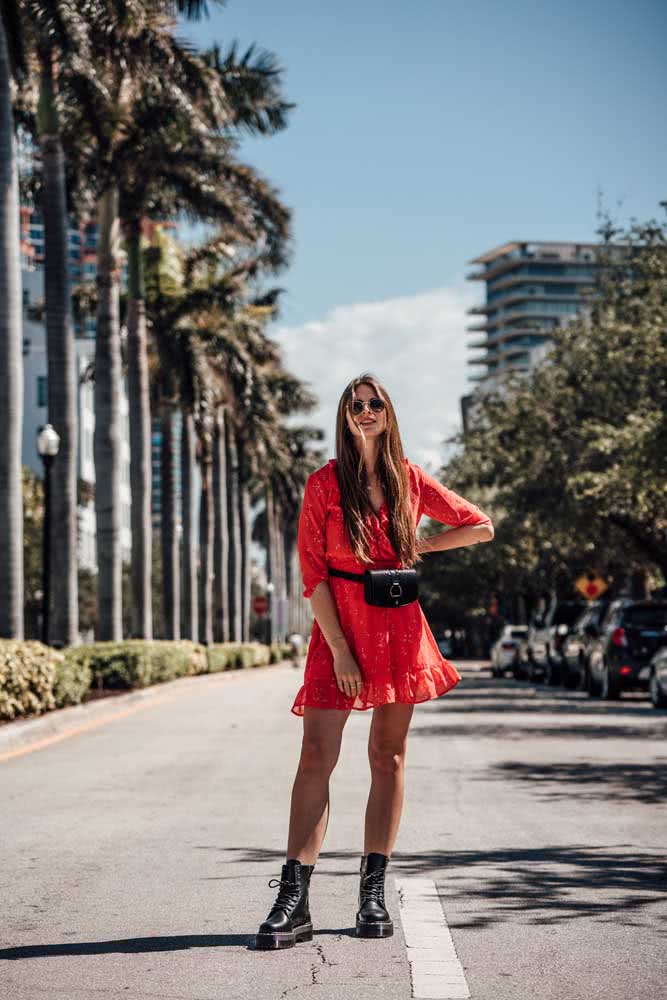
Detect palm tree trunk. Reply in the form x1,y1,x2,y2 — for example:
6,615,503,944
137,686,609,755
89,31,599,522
94,186,123,640
238,470,251,643
160,406,180,639
275,498,286,644
284,523,297,633
38,53,78,647
213,407,229,642
265,483,277,646
0,21,24,639
225,415,242,641
125,219,152,638
181,409,198,640
198,452,213,645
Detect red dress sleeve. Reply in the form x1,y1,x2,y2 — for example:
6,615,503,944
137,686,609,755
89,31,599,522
297,469,330,598
414,464,492,528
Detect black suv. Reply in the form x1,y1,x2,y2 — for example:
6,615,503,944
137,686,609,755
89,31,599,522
584,600,667,699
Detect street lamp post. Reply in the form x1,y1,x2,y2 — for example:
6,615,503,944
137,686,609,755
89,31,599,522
36,423,60,645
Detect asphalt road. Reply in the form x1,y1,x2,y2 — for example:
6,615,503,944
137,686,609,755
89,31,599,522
1,659,666,1000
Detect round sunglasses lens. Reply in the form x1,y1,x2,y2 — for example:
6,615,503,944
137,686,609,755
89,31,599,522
370,398,385,411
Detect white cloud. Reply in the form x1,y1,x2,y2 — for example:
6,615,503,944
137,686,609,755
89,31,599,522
272,283,480,473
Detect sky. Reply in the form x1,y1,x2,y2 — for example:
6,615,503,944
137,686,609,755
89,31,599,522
179,0,667,473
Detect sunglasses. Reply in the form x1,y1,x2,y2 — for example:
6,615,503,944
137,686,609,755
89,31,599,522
350,397,386,416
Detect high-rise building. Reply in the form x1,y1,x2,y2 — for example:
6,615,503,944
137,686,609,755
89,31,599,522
465,240,599,390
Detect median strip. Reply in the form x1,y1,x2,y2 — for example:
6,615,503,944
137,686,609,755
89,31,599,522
395,877,471,999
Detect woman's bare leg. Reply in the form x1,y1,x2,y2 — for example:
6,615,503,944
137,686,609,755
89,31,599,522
364,702,414,856
286,706,351,865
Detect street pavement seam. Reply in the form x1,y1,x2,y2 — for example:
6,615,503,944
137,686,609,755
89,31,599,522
395,878,471,1000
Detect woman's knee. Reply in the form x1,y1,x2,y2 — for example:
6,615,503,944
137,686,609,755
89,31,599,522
298,738,340,777
368,739,406,776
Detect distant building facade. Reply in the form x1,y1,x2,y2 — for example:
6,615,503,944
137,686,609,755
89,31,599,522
465,240,599,390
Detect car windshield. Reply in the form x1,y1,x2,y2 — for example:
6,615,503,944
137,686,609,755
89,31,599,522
623,606,667,628
510,629,527,638
553,604,584,626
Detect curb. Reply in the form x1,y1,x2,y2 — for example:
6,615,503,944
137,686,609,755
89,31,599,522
0,659,295,756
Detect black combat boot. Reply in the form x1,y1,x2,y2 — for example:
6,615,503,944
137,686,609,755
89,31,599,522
255,858,315,950
355,852,393,938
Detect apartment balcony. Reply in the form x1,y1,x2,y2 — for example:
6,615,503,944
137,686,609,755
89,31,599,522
467,289,591,317
486,268,598,294
465,304,579,332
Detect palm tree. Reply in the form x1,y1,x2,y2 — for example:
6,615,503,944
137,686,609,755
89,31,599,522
58,0,233,639
112,27,292,639
0,8,24,639
160,405,180,639
36,44,80,646
212,406,229,641
11,1,95,645
181,407,198,640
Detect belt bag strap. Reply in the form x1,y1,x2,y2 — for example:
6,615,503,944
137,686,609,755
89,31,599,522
328,567,418,608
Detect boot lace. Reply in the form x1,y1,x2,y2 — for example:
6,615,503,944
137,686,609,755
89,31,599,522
361,867,386,906
267,877,301,914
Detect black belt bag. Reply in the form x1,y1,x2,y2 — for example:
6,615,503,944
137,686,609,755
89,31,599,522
328,566,419,608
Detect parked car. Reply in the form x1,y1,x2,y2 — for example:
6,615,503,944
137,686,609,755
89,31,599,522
648,645,667,708
561,600,609,690
490,625,527,677
584,600,667,699
519,599,587,684
437,633,453,657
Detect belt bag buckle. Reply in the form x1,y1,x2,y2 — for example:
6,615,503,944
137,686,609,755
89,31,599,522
363,568,419,608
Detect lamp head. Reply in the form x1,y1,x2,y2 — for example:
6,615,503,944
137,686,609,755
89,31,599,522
36,423,60,458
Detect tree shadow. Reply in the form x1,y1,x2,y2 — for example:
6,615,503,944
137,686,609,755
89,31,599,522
207,844,667,932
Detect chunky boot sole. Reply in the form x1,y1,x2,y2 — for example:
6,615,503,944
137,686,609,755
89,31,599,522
255,921,314,950
355,917,393,938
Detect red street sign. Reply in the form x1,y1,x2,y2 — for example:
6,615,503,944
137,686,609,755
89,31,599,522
253,595,269,615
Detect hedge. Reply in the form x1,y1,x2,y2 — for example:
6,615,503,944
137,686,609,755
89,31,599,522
1,638,293,723
0,640,60,721
206,641,272,672
64,640,208,690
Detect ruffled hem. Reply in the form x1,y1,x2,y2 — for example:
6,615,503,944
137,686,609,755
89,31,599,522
290,658,462,716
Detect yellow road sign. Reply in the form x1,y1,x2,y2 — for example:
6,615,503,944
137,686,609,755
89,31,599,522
575,572,608,601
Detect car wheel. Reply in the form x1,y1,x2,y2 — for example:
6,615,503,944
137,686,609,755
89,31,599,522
585,664,601,697
546,657,561,687
562,664,578,690
649,670,667,709
601,661,622,700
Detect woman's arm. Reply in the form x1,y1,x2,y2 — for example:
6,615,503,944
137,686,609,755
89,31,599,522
417,522,493,554
309,581,351,654
414,464,494,553
297,470,363,698
309,582,363,698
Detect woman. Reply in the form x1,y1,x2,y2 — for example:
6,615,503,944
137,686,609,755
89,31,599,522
255,373,494,950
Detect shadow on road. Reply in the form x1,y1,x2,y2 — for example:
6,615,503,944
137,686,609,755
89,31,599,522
0,934,252,960
201,844,667,934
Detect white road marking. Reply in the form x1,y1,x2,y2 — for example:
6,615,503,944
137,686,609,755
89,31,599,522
395,877,471,999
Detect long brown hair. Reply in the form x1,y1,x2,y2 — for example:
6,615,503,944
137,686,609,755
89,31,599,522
334,373,421,567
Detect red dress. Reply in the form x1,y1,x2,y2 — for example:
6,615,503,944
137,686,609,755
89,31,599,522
291,457,492,716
